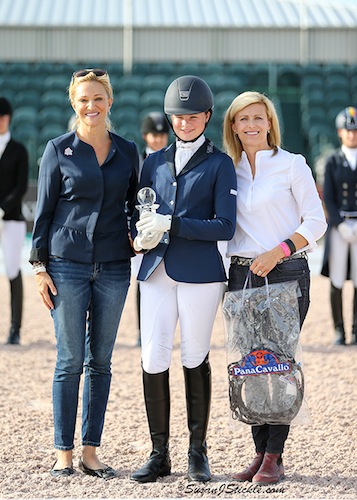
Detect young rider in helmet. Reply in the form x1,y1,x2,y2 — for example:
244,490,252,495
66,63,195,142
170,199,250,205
130,76,237,483
321,106,357,345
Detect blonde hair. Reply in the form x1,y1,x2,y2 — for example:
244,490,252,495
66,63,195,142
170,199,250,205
223,91,281,166
68,70,114,131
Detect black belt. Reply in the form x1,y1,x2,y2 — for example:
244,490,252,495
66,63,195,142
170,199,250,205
340,211,357,219
231,251,308,266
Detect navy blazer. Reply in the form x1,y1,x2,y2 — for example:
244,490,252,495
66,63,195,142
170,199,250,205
323,149,357,227
321,148,357,278
135,139,237,283
30,131,138,264
0,138,29,221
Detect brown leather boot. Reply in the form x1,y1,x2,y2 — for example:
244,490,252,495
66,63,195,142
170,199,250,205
232,452,264,482
252,453,284,485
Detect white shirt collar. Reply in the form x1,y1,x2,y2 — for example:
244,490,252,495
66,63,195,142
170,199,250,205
175,135,206,175
342,145,357,170
0,131,11,159
176,135,205,151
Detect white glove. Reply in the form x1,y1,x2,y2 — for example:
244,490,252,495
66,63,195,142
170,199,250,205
338,221,356,243
133,231,164,252
136,211,172,234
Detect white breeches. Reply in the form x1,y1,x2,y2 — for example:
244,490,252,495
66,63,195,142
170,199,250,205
140,261,225,373
1,220,26,280
329,226,357,288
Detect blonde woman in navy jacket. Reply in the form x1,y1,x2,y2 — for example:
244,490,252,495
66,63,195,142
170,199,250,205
130,76,237,484
30,69,138,479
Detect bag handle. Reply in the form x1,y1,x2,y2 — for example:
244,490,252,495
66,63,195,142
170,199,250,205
242,270,271,306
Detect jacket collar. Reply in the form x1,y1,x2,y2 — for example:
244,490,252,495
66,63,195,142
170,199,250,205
164,138,215,178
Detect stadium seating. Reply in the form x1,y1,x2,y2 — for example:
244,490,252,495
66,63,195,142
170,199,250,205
277,63,302,88
2,61,355,179
11,106,38,128
115,75,143,92
40,89,69,109
215,91,237,114
112,106,140,128
44,74,70,90
140,90,164,109
115,90,142,108
142,74,170,91
14,89,41,110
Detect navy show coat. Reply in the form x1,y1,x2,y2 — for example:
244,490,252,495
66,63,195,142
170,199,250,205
135,139,237,283
30,131,138,264
0,138,29,221
321,148,357,277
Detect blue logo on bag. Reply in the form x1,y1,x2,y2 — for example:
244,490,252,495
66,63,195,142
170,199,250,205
230,349,291,377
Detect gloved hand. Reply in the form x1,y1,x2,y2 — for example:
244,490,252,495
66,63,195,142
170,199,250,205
338,221,356,243
136,211,172,234
133,230,164,252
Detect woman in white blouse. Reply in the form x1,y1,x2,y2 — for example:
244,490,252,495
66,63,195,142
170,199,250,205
222,91,327,485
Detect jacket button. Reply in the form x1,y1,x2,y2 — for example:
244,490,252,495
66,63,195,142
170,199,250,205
173,181,177,187
170,200,174,205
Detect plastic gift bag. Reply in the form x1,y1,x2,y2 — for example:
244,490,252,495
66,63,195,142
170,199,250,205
223,274,310,426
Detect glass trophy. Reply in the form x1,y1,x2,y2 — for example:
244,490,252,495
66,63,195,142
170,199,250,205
135,187,159,239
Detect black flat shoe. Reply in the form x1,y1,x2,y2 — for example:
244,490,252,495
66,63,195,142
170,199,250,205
50,466,74,477
78,458,116,480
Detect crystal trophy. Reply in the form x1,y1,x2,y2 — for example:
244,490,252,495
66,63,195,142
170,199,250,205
135,187,159,239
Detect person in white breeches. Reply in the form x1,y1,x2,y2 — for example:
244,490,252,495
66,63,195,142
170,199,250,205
321,106,357,345
140,261,224,373
0,97,29,345
130,76,237,484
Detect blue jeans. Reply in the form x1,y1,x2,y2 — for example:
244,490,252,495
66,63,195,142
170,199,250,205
228,256,310,454
48,257,130,450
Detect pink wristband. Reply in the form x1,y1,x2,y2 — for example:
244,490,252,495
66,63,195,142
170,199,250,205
279,241,291,257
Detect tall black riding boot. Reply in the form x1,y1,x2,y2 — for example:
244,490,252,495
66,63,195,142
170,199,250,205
130,369,171,483
6,272,23,345
330,284,345,345
184,354,212,482
351,288,357,345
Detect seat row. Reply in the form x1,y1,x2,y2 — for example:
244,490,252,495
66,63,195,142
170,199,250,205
2,61,356,178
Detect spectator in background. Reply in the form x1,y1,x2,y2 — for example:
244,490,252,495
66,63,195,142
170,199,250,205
132,112,170,346
30,69,138,478
140,111,170,169
321,106,357,345
0,97,29,345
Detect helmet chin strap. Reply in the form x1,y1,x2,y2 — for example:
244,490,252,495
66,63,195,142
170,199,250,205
175,131,204,143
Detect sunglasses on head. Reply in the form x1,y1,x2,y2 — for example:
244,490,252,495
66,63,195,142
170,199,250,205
72,68,107,79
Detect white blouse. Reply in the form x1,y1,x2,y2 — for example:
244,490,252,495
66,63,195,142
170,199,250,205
227,147,327,258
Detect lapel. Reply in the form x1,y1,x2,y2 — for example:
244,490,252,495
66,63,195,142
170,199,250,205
165,139,215,178
164,143,176,178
